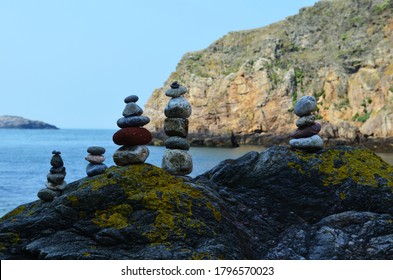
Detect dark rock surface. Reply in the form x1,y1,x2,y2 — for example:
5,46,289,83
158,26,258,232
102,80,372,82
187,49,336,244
0,115,58,129
1,146,393,259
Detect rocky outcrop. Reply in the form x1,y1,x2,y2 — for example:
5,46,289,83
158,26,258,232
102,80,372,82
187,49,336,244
145,0,393,145
1,146,393,259
0,115,58,129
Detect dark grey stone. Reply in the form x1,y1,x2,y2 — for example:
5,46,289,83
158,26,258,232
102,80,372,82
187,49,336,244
50,154,64,168
50,167,66,174
165,86,187,98
86,163,108,177
37,188,61,202
164,136,190,150
117,116,150,128
124,95,139,103
164,97,192,118
122,103,143,117
164,118,189,137
47,173,66,184
87,146,106,155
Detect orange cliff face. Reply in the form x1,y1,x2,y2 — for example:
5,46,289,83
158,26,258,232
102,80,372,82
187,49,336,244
144,0,393,142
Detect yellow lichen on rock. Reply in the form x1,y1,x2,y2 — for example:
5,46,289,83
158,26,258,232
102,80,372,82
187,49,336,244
93,204,133,229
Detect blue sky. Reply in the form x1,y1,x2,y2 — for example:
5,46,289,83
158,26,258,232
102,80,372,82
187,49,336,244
0,0,318,129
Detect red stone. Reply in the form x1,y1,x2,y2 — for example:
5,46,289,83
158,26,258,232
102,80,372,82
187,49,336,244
290,123,321,139
112,127,152,146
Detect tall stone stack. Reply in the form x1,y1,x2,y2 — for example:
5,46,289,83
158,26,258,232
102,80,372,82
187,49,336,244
289,96,324,151
112,95,152,166
85,146,107,177
162,81,193,177
37,151,67,202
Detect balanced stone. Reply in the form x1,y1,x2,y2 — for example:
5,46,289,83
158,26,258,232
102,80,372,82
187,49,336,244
37,188,61,202
290,123,322,139
47,173,66,185
50,151,64,168
46,181,68,191
50,166,66,174
86,163,108,177
289,134,324,150
113,145,150,166
117,116,150,128
113,127,152,146
165,84,188,98
294,96,317,117
164,118,189,137
296,115,316,128
164,96,192,118
87,146,106,155
162,149,193,175
123,103,143,117
165,136,190,150
124,95,139,103
85,154,105,164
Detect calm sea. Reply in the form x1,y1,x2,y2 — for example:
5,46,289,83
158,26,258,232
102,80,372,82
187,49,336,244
0,129,265,217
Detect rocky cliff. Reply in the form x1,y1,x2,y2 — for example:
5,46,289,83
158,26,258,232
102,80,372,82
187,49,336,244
0,115,58,129
1,146,393,259
145,0,393,147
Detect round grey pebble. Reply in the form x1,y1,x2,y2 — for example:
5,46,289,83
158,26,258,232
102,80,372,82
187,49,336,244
165,136,190,150
164,96,192,118
50,154,64,168
122,102,143,117
294,96,317,117
86,163,108,177
124,95,139,103
289,134,324,150
113,145,150,166
162,149,193,176
117,116,150,128
37,188,61,202
47,173,66,184
164,118,189,138
87,146,106,155
165,86,187,98
296,115,316,128
50,166,66,174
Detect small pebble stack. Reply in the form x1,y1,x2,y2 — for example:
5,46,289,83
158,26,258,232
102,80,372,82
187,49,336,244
289,95,324,151
85,146,107,177
112,95,152,165
162,81,193,177
37,151,67,202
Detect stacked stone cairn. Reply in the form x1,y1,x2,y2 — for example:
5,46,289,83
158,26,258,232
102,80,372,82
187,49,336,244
85,146,107,177
37,151,67,202
289,95,324,151
112,95,152,165
162,81,193,177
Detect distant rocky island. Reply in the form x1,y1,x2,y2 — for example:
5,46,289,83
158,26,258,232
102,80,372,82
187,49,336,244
0,115,58,129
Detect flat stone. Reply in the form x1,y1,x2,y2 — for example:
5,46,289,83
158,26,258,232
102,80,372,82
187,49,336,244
85,154,105,164
113,145,150,166
164,136,190,150
122,103,143,117
86,163,107,177
162,149,193,175
47,173,66,185
164,96,192,118
124,95,139,103
37,188,61,202
87,146,106,155
294,96,317,117
50,154,64,168
290,123,322,139
45,181,68,191
289,134,324,151
113,127,152,146
117,116,150,128
165,86,187,98
50,166,66,174
296,115,316,128
164,118,189,138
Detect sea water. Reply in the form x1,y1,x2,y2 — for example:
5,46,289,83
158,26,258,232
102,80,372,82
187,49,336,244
0,129,264,217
